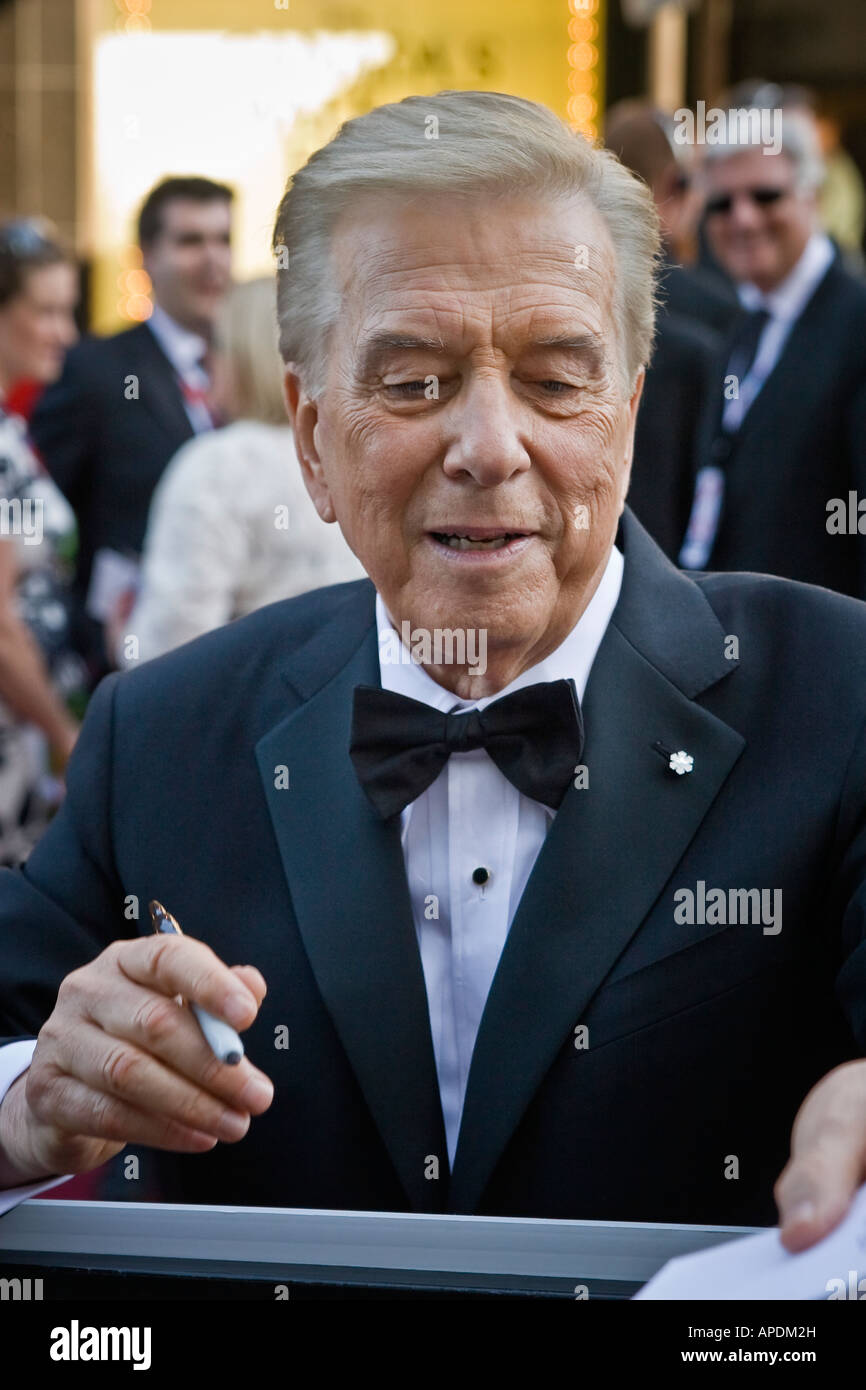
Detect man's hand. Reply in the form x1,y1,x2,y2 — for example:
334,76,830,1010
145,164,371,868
0,935,274,1187
775,1059,866,1252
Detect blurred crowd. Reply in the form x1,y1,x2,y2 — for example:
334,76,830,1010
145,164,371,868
0,79,863,867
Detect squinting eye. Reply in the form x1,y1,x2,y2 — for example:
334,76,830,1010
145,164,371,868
539,380,574,394
385,380,429,396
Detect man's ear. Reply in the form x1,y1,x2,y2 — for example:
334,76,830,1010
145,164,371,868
283,365,337,524
618,367,645,512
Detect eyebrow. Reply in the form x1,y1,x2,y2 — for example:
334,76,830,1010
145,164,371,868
357,330,606,377
358,333,448,378
526,334,606,370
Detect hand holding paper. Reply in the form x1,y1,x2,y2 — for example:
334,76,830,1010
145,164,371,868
636,1182,866,1299
775,1059,866,1253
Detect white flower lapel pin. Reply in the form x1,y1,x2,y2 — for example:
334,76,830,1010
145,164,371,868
652,741,694,776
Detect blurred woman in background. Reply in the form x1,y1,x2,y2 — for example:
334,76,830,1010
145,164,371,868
0,219,85,865
113,275,363,666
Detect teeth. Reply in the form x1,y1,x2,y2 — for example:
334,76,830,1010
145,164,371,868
435,533,519,550
447,536,507,550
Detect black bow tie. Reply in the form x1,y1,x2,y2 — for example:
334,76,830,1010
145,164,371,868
349,680,584,820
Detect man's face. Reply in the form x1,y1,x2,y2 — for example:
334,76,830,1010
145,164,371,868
286,193,643,697
702,149,815,291
142,198,232,335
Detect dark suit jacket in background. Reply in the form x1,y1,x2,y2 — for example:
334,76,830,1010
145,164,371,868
695,257,866,599
29,322,194,670
629,311,721,561
1,510,865,1227
657,254,738,338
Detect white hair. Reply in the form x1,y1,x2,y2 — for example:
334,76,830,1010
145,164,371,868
273,90,661,397
701,107,825,192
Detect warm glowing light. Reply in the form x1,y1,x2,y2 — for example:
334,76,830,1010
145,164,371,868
567,93,597,124
567,0,602,138
124,294,152,321
568,16,597,41
568,42,597,70
120,268,151,295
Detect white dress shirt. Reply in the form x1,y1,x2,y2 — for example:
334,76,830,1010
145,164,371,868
147,303,213,435
378,544,623,1165
0,1038,70,1214
0,543,623,1201
721,231,835,433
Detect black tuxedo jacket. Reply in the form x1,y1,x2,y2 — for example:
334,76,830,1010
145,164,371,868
629,312,721,562
695,257,866,598
2,511,866,1226
29,322,195,610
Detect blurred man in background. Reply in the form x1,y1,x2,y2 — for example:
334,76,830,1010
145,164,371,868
604,100,730,560
605,99,738,333
721,82,865,269
30,176,234,686
111,277,364,669
680,109,866,599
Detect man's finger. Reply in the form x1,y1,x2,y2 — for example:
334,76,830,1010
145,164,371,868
28,1067,223,1155
83,975,273,1110
775,1061,866,1252
229,964,267,1004
115,935,259,1028
41,1020,255,1142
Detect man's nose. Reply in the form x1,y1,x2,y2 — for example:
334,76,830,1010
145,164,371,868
442,375,531,485
208,239,231,268
727,192,766,232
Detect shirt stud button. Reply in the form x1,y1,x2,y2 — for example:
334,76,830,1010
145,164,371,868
472,866,490,886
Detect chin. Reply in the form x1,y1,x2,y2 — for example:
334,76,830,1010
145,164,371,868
36,360,63,385
732,248,779,285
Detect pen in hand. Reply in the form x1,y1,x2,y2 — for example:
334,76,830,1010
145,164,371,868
149,900,245,1066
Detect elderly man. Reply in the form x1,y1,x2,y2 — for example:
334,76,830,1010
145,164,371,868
0,93,865,1251
680,109,866,597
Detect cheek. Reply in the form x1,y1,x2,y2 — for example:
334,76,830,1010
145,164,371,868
547,404,626,483
770,215,799,243
546,409,629,521
17,315,40,354
320,405,420,526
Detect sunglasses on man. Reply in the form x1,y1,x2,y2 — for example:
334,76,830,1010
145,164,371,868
704,186,791,217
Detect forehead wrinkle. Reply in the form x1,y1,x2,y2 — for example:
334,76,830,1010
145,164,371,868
332,189,618,302
339,209,616,288
349,297,617,383
351,280,614,354
335,209,621,375
351,243,610,299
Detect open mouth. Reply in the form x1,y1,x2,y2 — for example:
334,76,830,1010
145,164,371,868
429,529,530,552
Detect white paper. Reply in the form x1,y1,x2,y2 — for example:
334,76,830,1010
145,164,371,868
85,547,140,622
635,1184,866,1300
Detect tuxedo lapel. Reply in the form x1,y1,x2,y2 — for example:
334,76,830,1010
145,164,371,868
255,588,448,1212
448,514,746,1212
